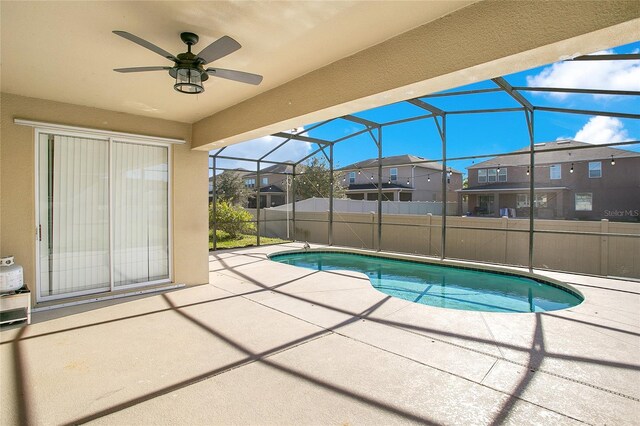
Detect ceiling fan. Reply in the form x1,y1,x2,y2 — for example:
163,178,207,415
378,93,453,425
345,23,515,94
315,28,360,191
113,31,263,94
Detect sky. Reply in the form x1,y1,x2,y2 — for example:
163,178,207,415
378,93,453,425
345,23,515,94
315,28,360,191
211,41,640,178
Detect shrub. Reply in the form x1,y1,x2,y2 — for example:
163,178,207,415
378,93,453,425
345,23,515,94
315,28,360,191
210,201,255,239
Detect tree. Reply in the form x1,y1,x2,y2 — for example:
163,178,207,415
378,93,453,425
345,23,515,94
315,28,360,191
210,200,255,239
294,157,346,200
215,170,250,206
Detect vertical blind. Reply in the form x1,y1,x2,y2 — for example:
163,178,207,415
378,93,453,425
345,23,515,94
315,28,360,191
113,142,169,286
38,133,170,300
39,134,110,297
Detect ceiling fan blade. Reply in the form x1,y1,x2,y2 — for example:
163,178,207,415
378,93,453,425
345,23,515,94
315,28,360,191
113,31,177,62
114,66,173,73
197,36,241,64
206,68,263,85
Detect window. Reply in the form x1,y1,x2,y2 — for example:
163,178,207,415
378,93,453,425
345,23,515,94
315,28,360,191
517,194,529,208
478,169,487,183
589,161,602,178
349,171,356,184
390,168,398,181
498,168,507,182
550,164,561,180
575,193,593,211
534,194,548,207
488,168,497,183
517,194,547,208
244,178,255,188
261,177,268,186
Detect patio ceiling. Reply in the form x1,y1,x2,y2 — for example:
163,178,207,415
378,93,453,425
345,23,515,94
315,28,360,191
0,0,474,124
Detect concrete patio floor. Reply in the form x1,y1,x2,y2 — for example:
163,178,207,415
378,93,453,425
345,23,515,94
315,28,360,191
1,242,638,425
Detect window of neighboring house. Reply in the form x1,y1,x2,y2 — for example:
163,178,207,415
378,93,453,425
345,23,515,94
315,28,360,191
550,164,561,180
498,168,507,182
517,194,529,208
488,168,497,183
575,193,593,211
390,168,398,181
588,161,602,178
349,171,356,184
478,169,487,183
244,178,255,188
262,177,268,186
534,194,548,207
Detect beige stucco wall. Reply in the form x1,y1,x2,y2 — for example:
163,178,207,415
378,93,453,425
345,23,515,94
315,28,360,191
192,1,640,150
0,93,209,304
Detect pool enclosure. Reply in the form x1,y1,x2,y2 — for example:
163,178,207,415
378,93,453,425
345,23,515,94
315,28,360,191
210,51,640,281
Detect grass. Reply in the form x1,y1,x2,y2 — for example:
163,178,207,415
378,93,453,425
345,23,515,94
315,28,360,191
209,230,289,250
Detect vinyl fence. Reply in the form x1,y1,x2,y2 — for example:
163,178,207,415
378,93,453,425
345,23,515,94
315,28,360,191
253,208,640,280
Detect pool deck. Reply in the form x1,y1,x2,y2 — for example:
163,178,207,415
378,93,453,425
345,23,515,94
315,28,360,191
1,242,638,425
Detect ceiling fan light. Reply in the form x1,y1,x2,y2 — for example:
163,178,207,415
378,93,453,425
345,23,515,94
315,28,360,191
174,68,204,94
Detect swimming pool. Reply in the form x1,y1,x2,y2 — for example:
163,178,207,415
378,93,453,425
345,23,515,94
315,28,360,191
269,251,583,313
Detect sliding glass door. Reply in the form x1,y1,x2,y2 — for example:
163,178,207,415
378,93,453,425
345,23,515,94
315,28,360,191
112,142,169,287
37,132,170,301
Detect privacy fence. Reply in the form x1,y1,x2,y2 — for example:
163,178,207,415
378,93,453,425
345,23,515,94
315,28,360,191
252,208,640,280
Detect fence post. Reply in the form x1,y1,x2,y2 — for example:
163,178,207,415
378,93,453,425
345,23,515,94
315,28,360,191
501,215,508,264
426,213,432,256
601,219,609,276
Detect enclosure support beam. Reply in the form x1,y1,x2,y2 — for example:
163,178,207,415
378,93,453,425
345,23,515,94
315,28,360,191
329,143,334,246
437,116,447,260
377,127,383,252
212,157,217,251
526,110,535,272
256,161,261,246
292,165,297,242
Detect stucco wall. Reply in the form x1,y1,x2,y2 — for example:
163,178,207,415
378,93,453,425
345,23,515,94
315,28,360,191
0,93,209,304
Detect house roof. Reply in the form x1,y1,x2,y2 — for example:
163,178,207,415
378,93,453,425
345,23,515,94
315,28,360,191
244,162,294,177
347,183,413,191
340,154,462,174
468,140,640,169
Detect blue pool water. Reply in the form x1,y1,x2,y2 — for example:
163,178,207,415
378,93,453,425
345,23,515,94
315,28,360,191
270,251,582,313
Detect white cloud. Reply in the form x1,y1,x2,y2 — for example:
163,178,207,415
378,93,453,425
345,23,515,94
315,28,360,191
526,49,640,99
213,127,313,170
573,116,631,144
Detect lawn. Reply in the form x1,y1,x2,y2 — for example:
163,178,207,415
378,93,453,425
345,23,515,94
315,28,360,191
209,230,289,250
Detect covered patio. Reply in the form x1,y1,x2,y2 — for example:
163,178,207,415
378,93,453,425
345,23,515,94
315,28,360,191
2,243,638,424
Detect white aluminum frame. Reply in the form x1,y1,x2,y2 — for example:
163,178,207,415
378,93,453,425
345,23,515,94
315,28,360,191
32,122,176,303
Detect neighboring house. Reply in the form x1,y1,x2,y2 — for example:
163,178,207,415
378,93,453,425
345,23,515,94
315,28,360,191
340,154,463,203
208,168,250,202
460,140,640,221
242,162,294,208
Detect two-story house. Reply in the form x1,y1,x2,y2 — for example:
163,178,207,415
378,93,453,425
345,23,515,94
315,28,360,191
340,154,463,202
461,140,640,221
208,168,250,202
242,162,294,208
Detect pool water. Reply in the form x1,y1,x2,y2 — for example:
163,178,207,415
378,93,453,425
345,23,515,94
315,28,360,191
270,251,582,313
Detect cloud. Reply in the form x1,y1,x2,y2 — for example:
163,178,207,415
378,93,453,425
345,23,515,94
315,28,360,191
213,127,312,171
526,49,640,99
573,116,631,144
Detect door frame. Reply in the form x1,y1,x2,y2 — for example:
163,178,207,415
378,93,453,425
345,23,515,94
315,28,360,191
32,123,178,303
